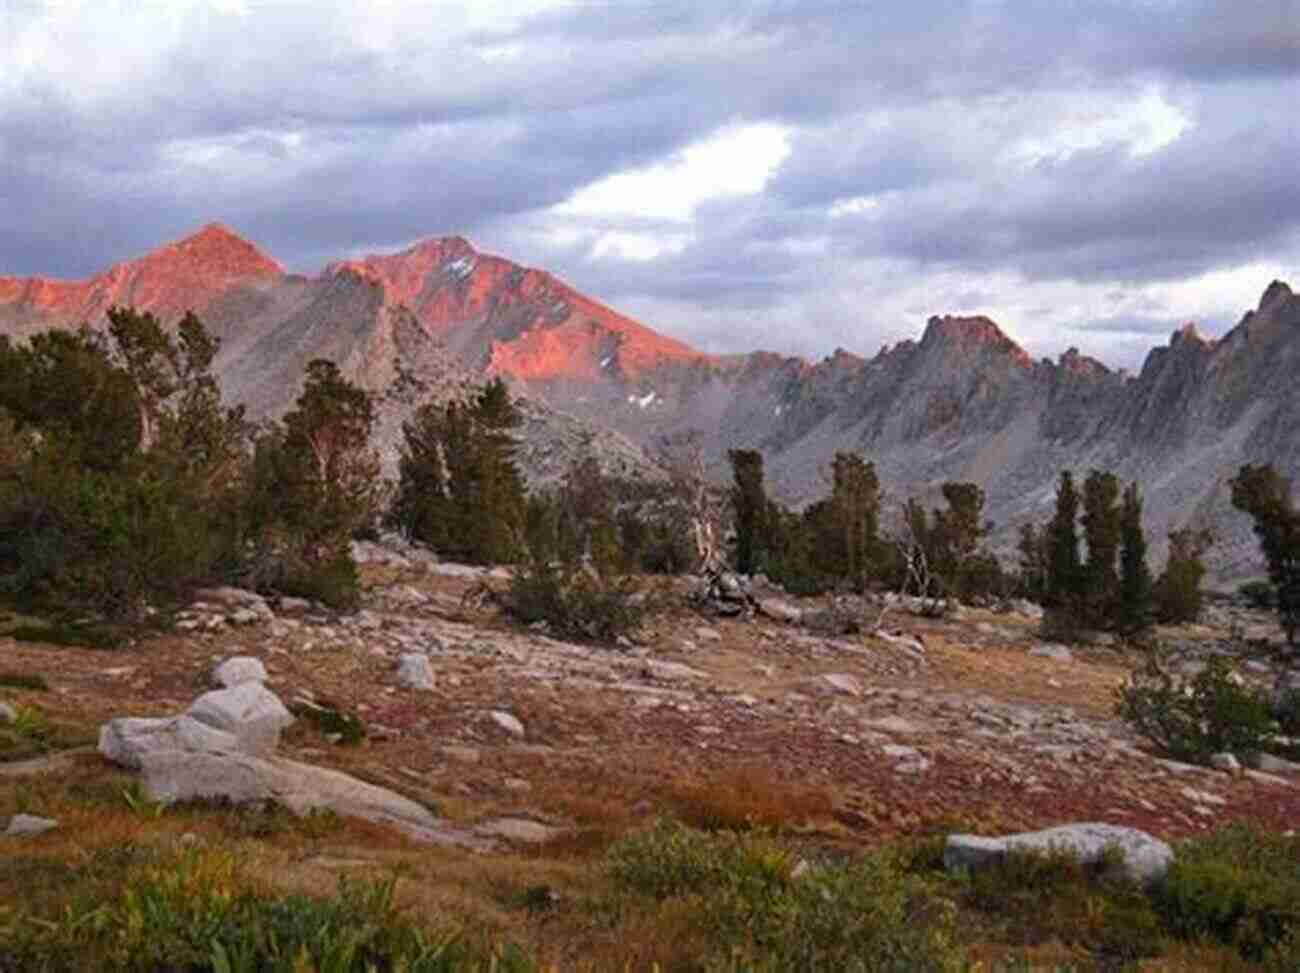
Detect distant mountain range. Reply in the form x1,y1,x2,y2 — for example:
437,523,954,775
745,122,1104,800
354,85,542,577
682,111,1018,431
3,223,1297,583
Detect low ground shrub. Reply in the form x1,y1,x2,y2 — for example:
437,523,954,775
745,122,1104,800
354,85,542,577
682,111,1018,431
960,845,1164,963
1115,652,1277,763
504,559,648,643
1151,825,1300,961
605,819,960,970
0,846,515,973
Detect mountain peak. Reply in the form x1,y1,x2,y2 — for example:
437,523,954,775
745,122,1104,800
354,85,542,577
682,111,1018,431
1260,279,1293,311
1169,321,1211,348
146,222,285,278
921,314,1033,367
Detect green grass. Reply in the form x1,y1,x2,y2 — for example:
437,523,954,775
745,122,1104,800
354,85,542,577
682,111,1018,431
0,705,96,762
1,799,1297,972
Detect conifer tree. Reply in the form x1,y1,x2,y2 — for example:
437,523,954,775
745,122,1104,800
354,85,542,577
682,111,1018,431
1017,522,1048,602
1116,481,1153,636
1231,463,1300,644
1081,469,1122,628
1044,470,1083,633
393,378,525,564
1153,526,1214,624
931,482,990,598
826,451,881,590
728,449,767,575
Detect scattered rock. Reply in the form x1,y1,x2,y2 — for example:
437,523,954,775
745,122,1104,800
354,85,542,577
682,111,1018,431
186,683,294,755
882,743,932,773
139,750,489,848
473,817,564,844
212,656,268,688
275,596,312,616
4,814,58,837
396,653,435,691
944,823,1173,885
1181,786,1226,807
488,710,526,739
813,673,863,697
99,715,240,769
642,660,706,683
691,570,755,616
757,597,802,624
1209,752,1241,774
1255,752,1300,774
193,586,272,618
873,629,925,656
1010,598,1045,619
1029,643,1072,662
864,715,922,736
0,702,15,725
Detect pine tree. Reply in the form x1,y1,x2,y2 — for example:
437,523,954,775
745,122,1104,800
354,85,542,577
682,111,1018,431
393,401,452,550
1116,481,1153,636
1044,470,1083,634
1231,463,1300,644
1153,526,1214,624
728,449,767,575
257,360,382,601
826,451,881,590
393,379,525,564
1081,469,1122,628
1017,522,1048,602
932,481,989,599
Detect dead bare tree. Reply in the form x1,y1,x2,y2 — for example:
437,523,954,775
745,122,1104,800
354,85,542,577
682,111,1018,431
654,429,724,575
894,500,948,618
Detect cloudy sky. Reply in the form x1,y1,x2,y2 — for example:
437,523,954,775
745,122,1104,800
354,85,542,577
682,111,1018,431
3,1,1297,368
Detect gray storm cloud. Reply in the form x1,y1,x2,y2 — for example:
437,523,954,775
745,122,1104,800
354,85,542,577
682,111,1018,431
1,0,1296,367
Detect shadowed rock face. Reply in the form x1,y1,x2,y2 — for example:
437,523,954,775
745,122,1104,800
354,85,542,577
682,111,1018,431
2,225,1298,582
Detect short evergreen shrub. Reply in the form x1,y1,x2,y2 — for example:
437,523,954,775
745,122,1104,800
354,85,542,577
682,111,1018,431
1115,653,1276,763
505,559,647,643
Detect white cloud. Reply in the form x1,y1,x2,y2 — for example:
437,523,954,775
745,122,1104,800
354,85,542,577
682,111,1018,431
828,195,883,217
557,122,793,223
590,231,690,262
1004,85,1194,167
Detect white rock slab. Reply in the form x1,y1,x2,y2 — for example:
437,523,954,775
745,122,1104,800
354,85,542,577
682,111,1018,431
945,823,1172,885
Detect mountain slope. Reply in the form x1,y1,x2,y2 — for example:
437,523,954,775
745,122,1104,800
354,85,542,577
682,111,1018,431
1,225,1297,581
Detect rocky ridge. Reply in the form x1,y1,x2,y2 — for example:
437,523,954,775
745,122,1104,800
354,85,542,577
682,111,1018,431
2,226,1298,579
